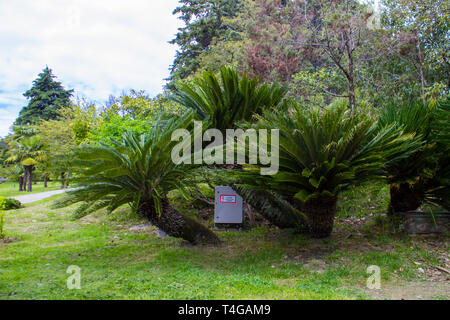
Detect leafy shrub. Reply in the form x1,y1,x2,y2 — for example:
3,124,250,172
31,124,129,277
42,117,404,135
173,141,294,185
0,196,22,210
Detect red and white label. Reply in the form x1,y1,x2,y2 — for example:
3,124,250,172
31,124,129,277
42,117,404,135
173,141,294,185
220,195,237,204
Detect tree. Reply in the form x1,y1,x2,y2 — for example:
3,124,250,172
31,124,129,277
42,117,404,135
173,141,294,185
246,0,313,83
233,100,420,237
91,92,183,145
6,135,45,192
244,0,378,110
379,0,449,103
38,108,78,188
55,113,220,245
168,0,242,84
306,0,377,111
15,67,73,125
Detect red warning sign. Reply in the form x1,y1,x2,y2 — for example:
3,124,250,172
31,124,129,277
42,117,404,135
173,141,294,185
220,195,237,204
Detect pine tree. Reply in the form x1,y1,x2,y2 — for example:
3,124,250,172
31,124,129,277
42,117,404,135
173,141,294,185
168,0,241,84
15,67,74,125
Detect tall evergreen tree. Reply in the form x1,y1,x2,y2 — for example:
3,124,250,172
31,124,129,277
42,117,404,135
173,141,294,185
168,0,241,84
15,67,74,125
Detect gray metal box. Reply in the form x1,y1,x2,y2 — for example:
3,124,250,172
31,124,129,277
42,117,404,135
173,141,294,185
214,186,243,224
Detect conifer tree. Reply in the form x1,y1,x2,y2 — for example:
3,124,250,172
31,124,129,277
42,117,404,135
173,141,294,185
168,0,241,83
15,67,73,125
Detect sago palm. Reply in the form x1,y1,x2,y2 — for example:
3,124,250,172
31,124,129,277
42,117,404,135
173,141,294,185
427,97,450,210
55,113,220,245
233,101,420,238
379,98,449,213
171,66,289,226
171,66,286,133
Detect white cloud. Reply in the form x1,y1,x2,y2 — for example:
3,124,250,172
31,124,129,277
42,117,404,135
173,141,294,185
0,0,182,138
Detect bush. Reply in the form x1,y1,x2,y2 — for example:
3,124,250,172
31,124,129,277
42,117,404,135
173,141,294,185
0,196,22,210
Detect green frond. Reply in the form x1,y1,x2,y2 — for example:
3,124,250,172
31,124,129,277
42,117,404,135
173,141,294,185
232,101,419,204
171,66,286,132
56,111,199,218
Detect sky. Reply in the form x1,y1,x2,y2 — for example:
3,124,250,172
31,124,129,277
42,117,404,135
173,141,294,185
0,0,182,138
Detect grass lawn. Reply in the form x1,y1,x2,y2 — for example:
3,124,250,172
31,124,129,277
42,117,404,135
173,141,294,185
0,185,448,300
0,181,60,198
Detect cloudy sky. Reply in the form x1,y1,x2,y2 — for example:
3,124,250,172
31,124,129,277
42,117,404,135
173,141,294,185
0,0,182,138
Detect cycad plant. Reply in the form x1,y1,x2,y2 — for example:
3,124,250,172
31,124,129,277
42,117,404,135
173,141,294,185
171,66,286,133
233,101,419,238
172,66,290,226
55,113,220,245
379,98,449,213
427,97,450,210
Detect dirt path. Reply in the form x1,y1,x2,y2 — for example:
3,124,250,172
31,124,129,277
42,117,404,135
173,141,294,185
11,189,72,204
364,281,450,300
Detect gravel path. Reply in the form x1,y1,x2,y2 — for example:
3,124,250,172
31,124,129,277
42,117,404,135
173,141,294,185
11,189,73,204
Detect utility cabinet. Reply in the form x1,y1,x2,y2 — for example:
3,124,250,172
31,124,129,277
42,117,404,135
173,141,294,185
214,186,243,224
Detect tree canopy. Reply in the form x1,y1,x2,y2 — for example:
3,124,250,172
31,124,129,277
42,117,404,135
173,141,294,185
15,66,74,125
168,0,242,84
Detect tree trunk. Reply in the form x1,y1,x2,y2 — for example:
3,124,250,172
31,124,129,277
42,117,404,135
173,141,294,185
137,197,220,245
416,37,427,104
347,54,356,112
24,165,33,192
22,169,27,191
44,174,48,188
388,183,423,215
233,185,307,230
18,176,24,192
302,195,338,238
345,28,356,112
65,173,69,188
61,172,66,189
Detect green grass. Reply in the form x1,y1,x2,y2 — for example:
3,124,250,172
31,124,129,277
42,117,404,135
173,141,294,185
337,182,390,218
1,190,447,300
0,181,60,197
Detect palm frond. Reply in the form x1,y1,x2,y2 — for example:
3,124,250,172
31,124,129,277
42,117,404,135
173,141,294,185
53,111,199,218
171,66,286,132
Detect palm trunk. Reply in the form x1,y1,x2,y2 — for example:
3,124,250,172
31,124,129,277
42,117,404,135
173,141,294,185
137,197,220,245
233,185,307,230
24,165,33,192
23,170,27,191
18,176,24,192
302,195,338,238
61,172,66,189
388,183,423,215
